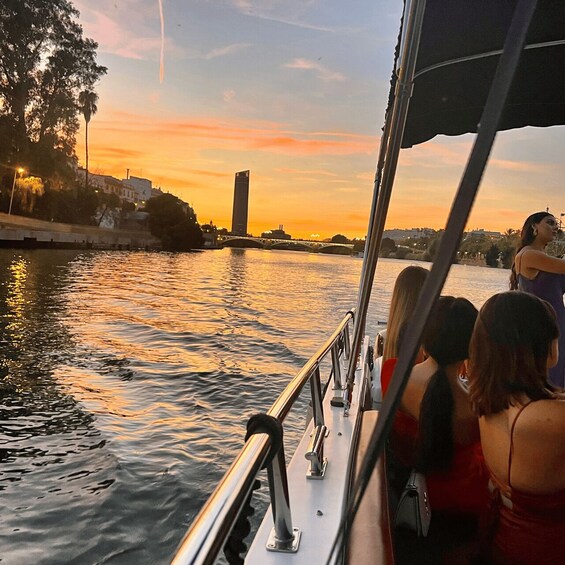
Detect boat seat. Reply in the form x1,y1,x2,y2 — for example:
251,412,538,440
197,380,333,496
347,410,395,565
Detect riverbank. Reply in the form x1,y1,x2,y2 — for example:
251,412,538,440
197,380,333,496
0,212,160,250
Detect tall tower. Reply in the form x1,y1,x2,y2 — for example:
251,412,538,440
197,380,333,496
231,170,250,236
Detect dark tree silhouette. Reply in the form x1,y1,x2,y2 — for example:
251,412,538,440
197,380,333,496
78,90,99,190
331,234,349,244
145,194,204,251
0,0,106,183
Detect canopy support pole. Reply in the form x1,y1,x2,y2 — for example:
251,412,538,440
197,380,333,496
344,0,427,410
332,0,540,561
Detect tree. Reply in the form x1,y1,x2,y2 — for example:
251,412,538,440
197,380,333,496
485,244,501,267
331,234,349,244
498,229,520,268
32,184,101,224
145,194,204,251
14,176,44,214
352,238,366,253
0,0,106,182
379,237,397,257
78,90,98,190
424,231,444,262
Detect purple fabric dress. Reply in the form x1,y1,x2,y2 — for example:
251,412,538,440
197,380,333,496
518,272,565,388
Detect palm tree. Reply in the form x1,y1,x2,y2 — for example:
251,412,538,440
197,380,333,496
78,90,99,190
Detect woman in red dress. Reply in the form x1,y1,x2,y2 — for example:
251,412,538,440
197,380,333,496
468,291,565,564
384,297,489,518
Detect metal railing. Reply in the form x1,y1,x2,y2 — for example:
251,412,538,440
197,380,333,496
172,310,354,565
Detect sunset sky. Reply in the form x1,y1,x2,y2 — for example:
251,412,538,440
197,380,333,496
73,0,565,239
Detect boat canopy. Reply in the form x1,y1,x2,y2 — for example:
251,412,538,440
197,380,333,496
401,0,565,147
342,0,560,557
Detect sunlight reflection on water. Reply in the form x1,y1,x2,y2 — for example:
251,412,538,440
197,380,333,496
0,248,509,563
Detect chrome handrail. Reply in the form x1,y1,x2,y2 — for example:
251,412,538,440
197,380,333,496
172,433,271,565
172,310,354,565
267,310,353,422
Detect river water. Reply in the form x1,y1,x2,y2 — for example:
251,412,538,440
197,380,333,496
0,248,509,564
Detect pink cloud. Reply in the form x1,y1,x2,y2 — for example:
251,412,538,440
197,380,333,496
205,43,252,60
223,89,236,103
75,3,183,61
284,58,345,82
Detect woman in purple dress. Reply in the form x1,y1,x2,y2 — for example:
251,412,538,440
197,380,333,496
510,212,565,388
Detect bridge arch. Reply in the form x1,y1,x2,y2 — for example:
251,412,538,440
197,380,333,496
318,244,354,255
221,238,265,249
270,241,311,251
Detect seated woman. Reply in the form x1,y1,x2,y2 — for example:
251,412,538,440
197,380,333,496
372,265,428,404
384,297,489,518
468,291,565,565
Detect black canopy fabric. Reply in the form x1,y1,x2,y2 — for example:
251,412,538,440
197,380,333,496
401,0,565,148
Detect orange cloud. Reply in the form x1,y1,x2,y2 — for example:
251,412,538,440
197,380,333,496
91,147,146,160
489,158,547,172
250,136,372,155
274,168,338,176
85,109,376,158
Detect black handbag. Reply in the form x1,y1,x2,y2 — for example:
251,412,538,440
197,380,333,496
395,470,432,537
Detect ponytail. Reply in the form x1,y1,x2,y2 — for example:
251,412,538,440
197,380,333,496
509,245,524,290
415,367,454,473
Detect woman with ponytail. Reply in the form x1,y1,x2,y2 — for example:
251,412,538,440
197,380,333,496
386,297,488,518
510,211,565,388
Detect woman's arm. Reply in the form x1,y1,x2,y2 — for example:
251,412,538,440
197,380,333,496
521,249,565,274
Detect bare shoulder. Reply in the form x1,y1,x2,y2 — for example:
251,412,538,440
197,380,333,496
519,398,565,441
401,364,430,418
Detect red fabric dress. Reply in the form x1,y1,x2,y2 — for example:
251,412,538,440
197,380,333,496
381,358,489,518
484,402,565,565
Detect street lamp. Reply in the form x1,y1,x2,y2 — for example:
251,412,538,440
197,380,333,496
8,167,24,215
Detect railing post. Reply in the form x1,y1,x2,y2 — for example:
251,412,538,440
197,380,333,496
305,365,329,478
310,364,324,427
343,323,351,360
266,445,301,552
330,341,345,407
305,424,328,479
331,342,342,390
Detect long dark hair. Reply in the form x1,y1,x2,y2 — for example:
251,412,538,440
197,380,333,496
509,211,552,289
469,292,558,416
415,297,478,473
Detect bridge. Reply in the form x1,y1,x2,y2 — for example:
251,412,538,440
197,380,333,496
218,235,354,252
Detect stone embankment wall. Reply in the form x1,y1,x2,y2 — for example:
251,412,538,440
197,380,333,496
0,212,160,250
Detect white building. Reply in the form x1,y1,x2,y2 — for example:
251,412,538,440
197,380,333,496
467,229,502,239
123,176,152,205
382,228,435,241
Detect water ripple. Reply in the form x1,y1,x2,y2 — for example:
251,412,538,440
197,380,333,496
0,249,510,563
